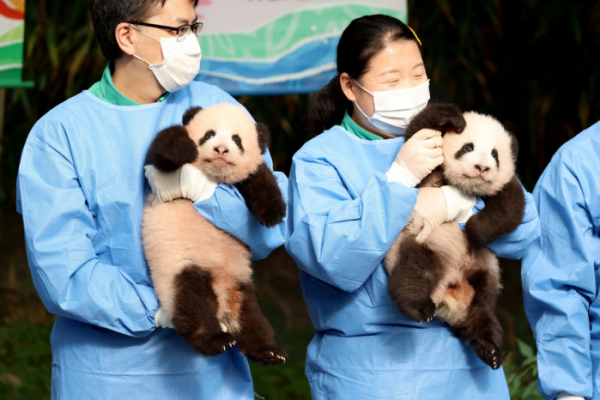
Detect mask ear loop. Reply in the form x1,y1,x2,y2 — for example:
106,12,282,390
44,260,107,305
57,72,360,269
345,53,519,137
129,24,163,69
350,78,375,119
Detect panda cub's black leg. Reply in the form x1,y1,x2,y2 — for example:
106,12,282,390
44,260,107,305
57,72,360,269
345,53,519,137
453,267,503,369
235,283,287,365
388,238,445,323
235,163,286,228
172,266,237,356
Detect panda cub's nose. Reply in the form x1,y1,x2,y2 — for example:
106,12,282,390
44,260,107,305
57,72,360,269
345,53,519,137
475,164,490,174
214,146,229,155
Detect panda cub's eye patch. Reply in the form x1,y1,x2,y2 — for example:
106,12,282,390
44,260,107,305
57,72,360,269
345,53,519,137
491,149,499,166
231,134,244,152
199,130,216,146
455,143,474,159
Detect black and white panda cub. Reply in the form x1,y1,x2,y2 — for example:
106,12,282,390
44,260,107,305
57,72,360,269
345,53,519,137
142,103,287,365
384,104,526,369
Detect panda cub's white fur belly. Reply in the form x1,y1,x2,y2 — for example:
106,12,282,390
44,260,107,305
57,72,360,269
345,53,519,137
142,195,253,333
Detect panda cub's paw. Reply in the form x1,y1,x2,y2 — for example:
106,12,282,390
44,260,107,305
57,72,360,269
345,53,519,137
254,202,286,228
191,332,237,357
247,345,288,366
470,340,502,370
398,298,437,324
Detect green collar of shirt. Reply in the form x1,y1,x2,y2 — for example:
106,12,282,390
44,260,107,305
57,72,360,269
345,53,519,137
88,62,169,106
339,110,383,141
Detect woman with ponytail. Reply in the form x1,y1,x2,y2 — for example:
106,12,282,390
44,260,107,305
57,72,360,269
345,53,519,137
285,14,534,398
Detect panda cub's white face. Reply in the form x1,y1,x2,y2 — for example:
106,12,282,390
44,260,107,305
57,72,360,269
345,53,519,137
442,112,516,197
185,103,264,184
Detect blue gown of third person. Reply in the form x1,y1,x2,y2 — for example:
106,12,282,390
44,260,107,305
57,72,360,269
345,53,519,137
523,122,600,400
285,113,540,400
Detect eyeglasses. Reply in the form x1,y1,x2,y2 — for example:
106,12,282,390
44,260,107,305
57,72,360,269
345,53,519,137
128,21,204,41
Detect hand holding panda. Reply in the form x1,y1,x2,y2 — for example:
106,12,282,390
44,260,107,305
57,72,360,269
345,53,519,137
142,103,287,365
384,104,526,369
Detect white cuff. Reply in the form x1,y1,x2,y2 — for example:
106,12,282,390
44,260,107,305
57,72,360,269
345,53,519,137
557,392,585,400
180,164,218,203
441,185,476,223
154,307,174,329
386,162,420,188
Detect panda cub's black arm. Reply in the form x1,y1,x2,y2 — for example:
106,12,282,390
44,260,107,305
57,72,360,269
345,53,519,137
235,163,286,228
404,103,466,139
465,176,526,248
147,125,198,172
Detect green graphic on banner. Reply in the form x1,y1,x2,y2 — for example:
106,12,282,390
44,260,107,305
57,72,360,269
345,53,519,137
200,5,405,61
0,0,33,88
195,1,407,95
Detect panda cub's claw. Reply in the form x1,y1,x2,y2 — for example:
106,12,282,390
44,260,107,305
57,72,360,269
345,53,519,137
191,332,237,357
398,299,436,324
471,340,503,370
247,346,288,366
255,205,286,228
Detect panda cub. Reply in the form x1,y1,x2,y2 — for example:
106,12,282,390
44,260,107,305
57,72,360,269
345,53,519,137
142,103,287,365
384,104,525,369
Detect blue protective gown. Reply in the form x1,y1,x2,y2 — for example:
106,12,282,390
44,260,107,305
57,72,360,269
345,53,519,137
16,82,287,399
522,122,600,400
285,126,539,399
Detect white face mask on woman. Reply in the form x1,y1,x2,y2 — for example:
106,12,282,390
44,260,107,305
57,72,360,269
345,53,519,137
353,79,430,136
130,24,202,93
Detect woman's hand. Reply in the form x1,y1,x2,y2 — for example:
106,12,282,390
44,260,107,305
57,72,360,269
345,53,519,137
409,186,477,243
408,187,447,243
394,129,444,182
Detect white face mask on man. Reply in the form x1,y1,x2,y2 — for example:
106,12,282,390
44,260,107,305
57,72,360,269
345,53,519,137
130,24,202,93
353,79,431,136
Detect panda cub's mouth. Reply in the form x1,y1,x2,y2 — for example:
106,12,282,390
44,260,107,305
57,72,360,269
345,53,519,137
462,173,490,182
205,157,234,166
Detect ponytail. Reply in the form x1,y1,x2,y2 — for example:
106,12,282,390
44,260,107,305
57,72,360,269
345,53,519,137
307,75,351,137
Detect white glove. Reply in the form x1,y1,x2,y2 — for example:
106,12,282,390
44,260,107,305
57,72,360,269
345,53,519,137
145,165,182,206
154,307,174,329
557,392,585,400
409,187,447,243
394,128,444,182
145,164,217,206
440,185,476,223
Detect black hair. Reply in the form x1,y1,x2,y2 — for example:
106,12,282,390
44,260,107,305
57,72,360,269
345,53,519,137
90,0,199,60
307,14,422,136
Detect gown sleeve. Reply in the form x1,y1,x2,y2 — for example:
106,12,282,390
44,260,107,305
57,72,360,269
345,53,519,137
192,86,287,260
460,181,540,259
193,157,288,261
521,155,599,400
285,155,418,292
17,125,158,337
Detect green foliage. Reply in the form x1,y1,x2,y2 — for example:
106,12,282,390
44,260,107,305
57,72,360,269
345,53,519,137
504,339,544,400
251,361,310,400
0,319,52,400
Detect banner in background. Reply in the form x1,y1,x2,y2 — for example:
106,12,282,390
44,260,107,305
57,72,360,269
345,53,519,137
195,0,407,95
0,0,31,88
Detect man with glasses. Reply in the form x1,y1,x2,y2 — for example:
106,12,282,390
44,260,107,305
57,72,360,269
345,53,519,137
16,0,286,398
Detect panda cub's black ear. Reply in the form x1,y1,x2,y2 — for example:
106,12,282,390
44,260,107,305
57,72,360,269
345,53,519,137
182,106,204,126
255,123,271,154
